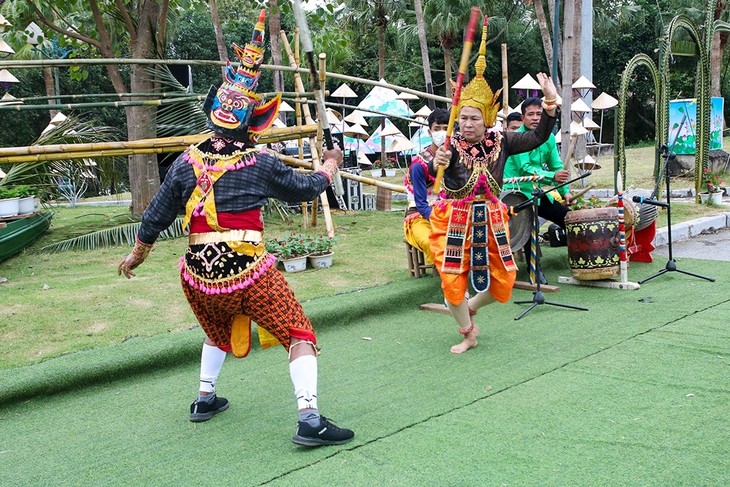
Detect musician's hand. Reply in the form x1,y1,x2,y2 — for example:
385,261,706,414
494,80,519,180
563,193,574,206
554,169,569,183
536,72,557,102
323,147,343,168
434,145,452,169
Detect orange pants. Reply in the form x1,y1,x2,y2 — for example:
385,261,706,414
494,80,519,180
429,201,516,305
404,214,434,264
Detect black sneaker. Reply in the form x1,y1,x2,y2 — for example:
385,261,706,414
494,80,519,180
292,416,355,447
189,395,229,422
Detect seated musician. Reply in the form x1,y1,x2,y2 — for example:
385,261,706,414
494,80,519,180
503,96,572,284
403,108,449,265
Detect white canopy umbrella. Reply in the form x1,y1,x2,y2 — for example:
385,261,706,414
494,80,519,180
414,105,433,118
592,92,619,110
331,83,358,99
512,73,540,90
42,111,68,134
364,118,407,153
344,110,369,126
0,92,22,105
572,75,596,90
388,136,415,153
380,121,405,138
0,38,15,57
343,122,369,139
357,152,373,166
0,14,13,32
570,98,591,113
0,69,19,84
330,83,359,135
570,120,589,136
397,91,419,102
583,118,600,130
591,92,619,160
279,100,295,112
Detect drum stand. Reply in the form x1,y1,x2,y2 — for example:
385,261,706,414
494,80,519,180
513,178,589,320
638,145,715,284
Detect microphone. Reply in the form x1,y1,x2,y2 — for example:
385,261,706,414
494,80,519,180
660,144,676,159
632,195,669,208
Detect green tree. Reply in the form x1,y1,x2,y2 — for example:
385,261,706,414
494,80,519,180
9,0,205,216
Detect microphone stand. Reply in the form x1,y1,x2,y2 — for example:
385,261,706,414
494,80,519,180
638,143,715,284
513,173,590,320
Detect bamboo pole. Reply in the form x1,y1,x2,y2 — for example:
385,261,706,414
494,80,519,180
0,125,318,163
0,58,451,104
276,153,406,193
501,43,509,118
293,29,309,228
1,91,317,107
281,30,335,237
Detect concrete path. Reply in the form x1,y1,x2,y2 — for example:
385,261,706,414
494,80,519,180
653,211,730,262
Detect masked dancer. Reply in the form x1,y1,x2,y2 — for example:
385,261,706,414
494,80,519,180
117,10,354,447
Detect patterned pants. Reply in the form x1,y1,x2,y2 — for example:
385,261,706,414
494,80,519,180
182,264,316,355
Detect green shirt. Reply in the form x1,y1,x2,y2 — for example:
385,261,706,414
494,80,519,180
502,125,568,202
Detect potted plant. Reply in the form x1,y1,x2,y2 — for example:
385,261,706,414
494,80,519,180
0,186,20,218
307,234,336,269
700,168,725,205
371,157,397,178
277,233,310,272
12,185,37,215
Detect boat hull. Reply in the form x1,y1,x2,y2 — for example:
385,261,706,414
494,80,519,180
0,212,53,262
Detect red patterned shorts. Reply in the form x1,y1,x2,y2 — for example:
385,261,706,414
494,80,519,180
181,264,316,353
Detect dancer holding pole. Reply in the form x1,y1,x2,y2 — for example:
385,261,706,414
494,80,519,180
429,14,559,353
117,10,354,447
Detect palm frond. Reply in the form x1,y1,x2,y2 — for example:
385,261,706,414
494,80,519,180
35,217,185,253
145,65,209,137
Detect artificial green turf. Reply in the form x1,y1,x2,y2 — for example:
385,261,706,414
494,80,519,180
1,255,728,486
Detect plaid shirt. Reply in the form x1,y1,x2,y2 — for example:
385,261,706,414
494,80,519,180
137,142,329,244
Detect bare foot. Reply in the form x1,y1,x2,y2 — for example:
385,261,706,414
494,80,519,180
450,324,480,354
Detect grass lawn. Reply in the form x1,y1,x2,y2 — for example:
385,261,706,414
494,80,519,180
1,139,728,369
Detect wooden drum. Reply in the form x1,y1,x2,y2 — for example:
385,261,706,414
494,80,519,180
565,207,620,280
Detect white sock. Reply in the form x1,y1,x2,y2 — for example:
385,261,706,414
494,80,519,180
199,343,226,394
289,354,318,411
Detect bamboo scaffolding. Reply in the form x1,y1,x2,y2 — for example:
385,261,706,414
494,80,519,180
0,96,205,111
1,91,317,106
281,30,334,236
276,153,405,193
0,58,451,104
0,125,318,164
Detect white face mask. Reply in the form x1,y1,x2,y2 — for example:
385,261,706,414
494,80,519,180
430,130,447,147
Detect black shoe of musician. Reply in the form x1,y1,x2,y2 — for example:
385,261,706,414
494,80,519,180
189,395,229,422
292,416,355,447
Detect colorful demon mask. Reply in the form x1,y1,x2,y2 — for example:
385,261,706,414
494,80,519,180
203,9,281,143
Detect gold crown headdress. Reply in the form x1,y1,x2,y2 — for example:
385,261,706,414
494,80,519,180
457,17,501,128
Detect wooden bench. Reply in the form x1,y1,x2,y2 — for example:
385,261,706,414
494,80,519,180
405,241,434,278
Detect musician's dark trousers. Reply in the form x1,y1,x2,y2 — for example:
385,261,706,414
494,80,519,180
522,195,570,278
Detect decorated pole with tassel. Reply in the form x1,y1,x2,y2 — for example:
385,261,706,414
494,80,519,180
433,7,481,194
615,171,629,284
